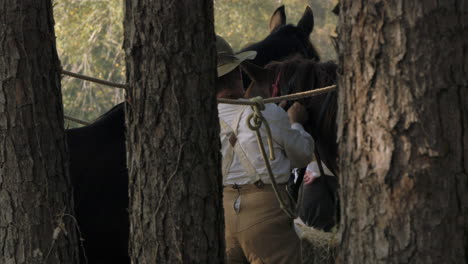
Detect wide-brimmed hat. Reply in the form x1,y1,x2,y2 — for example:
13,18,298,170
216,35,257,77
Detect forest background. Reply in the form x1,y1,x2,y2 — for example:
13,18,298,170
55,0,337,127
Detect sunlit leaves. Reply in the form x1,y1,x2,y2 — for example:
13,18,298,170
54,0,125,127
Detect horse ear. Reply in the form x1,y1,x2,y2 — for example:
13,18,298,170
332,4,340,16
297,6,314,36
269,5,286,33
240,61,268,83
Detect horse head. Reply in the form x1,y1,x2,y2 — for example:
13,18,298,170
240,5,320,88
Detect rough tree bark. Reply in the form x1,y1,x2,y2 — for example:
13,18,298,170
0,1,79,263
337,1,467,263
124,1,224,263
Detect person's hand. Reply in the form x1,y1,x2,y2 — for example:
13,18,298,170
287,102,308,125
303,170,316,185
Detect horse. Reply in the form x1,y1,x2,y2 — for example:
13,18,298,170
67,5,324,263
66,103,129,264
241,56,339,230
240,5,320,88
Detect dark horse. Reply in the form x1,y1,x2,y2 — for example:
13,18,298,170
242,57,339,230
66,103,129,264
67,5,322,263
240,5,320,88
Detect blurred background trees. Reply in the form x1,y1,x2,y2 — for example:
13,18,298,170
214,0,337,59
55,0,337,127
55,0,125,127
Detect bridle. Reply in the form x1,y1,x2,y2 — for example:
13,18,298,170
271,68,299,110
271,71,281,97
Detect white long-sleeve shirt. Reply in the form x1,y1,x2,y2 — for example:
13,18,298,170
218,101,314,185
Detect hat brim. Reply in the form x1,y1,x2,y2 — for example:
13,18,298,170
217,50,257,77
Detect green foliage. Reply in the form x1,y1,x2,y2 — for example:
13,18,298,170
54,0,337,127
54,0,125,128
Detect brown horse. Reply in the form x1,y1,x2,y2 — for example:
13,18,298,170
242,56,338,175
241,57,339,230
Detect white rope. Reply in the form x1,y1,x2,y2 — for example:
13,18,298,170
218,85,336,105
60,69,336,103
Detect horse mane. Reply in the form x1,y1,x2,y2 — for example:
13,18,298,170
265,56,336,95
67,102,125,135
89,102,125,126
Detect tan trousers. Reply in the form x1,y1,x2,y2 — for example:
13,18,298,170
223,184,302,264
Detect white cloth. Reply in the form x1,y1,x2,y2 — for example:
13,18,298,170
305,161,334,178
218,101,314,185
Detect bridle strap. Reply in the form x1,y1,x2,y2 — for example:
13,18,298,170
271,70,282,97
271,69,299,100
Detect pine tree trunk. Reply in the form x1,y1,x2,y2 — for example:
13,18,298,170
337,1,467,263
0,1,79,263
124,1,224,263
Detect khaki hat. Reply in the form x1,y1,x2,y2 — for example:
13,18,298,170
216,35,257,77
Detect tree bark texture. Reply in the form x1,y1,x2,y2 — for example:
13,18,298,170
337,1,467,263
0,1,79,264
124,1,224,263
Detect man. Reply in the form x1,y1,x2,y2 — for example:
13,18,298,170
216,35,314,264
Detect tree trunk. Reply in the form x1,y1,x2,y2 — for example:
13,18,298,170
124,1,224,263
337,1,467,263
0,1,79,263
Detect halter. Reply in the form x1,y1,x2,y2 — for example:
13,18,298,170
271,69,299,111
271,71,282,97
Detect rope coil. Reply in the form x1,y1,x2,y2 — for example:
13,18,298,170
246,96,312,219
247,97,275,161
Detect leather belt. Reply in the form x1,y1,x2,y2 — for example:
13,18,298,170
226,180,265,190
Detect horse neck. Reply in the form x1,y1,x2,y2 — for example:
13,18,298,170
68,103,126,138
94,103,125,127
282,61,338,175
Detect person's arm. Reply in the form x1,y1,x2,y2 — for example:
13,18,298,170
304,162,321,184
283,121,314,168
267,103,314,168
